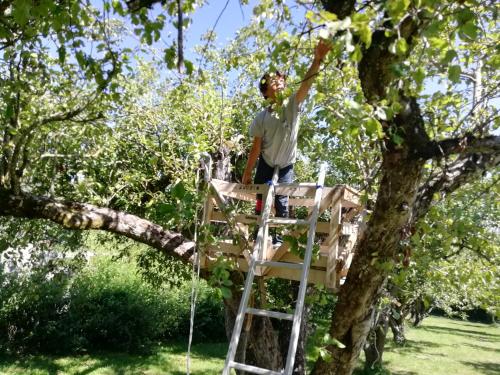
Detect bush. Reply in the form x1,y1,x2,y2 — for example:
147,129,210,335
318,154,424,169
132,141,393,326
0,271,71,354
0,257,226,354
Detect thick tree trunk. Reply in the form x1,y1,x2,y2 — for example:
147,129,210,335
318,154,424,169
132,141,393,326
276,284,313,375
224,291,283,373
312,128,427,374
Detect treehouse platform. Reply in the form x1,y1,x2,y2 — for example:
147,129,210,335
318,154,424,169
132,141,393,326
201,177,362,290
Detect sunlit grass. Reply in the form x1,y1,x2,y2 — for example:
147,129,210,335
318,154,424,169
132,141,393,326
0,342,227,375
354,316,500,375
0,317,498,374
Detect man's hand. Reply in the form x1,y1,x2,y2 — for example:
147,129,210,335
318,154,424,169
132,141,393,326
242,137,262,184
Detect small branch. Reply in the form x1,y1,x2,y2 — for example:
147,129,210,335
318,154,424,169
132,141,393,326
177,0,184,73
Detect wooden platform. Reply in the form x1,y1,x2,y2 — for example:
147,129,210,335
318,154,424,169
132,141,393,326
201,179,362,289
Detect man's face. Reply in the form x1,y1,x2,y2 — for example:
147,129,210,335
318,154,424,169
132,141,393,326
265,74,286,101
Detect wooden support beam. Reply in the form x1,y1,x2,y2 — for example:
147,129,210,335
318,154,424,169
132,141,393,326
325,201,342,289
342,185,361,207
209,182,249,253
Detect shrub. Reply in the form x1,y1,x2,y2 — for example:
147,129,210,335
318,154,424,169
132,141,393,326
0,256,226,354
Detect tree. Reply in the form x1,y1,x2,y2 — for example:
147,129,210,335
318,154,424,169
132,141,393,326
1,1,499,375
363,177,499,371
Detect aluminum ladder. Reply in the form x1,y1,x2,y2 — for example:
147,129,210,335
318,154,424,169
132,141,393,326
222,163,327,375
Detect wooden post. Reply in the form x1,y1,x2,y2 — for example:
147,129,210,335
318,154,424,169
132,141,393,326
325,200,342,289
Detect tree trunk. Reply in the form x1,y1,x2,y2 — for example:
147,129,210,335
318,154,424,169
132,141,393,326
389,307,406,345
312,123,427,374
224,290,283,373
363,310,389,372
276,284,313,375
411,298,426,327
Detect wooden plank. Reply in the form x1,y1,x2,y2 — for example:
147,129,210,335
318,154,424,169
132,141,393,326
206,240,242,255
265,267,327,285
279,252,328,268
289,198,315,206
274,185,334,198
210,211,330,234
200,191,213,268
209,182,249,253
342,186,361,207
211,211,261,225
211,179,268,202
325,201,342,289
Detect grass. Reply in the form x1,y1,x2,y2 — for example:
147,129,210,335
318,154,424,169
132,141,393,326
354,316,500,375
0,342,227,375
0,316,498,374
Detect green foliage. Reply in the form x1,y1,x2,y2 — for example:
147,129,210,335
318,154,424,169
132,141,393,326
0,256,225,355
392,179,500,319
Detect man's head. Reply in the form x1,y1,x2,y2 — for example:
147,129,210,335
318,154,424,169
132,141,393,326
259,71,287,101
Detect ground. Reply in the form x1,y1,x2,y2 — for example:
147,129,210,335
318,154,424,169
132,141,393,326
0,316,498,374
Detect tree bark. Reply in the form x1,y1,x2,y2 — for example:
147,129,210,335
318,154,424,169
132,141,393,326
0,188,195,262
363,310,389,371
312,150,425,374
224,288,283,373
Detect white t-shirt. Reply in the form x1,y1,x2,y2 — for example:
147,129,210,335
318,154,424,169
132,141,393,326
249,94,301,168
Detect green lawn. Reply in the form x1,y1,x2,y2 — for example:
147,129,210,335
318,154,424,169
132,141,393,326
354,316,500,375
0,316,498,374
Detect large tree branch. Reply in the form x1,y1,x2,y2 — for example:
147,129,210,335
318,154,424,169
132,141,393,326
419,134,500,160
0,188,196,262
413,151,500,222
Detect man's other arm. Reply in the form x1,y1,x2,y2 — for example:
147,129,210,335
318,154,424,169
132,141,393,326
242,137,262,184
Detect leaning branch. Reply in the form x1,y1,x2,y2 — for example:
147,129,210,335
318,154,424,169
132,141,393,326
0,189,196,262
413,150,500,222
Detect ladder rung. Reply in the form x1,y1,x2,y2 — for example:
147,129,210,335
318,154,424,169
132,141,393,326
246,308,294,320
266,217,309,225
229,361,283,375
255,260,303,270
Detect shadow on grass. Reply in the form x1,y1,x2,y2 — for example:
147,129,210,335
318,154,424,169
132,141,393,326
386,339,443,354
353,366,418,375
163,340,227,358
0,342,227,375
461,360,500,375
463,343,500,354
419,325,500,341
0,354,62,375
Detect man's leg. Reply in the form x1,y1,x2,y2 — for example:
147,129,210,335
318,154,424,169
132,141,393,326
275,164,294,218
253,157,274,215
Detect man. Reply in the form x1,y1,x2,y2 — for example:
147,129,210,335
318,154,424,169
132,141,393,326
242,39,331,238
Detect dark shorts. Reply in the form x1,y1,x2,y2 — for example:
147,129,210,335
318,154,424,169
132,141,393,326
254,157,294,217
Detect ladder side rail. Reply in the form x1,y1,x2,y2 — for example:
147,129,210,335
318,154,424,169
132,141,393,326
223,167,279,375
284,163,327,375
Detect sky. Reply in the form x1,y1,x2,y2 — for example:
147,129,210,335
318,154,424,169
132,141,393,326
91,0,497,113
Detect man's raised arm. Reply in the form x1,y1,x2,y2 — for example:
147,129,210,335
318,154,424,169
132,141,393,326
295,39,331,106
